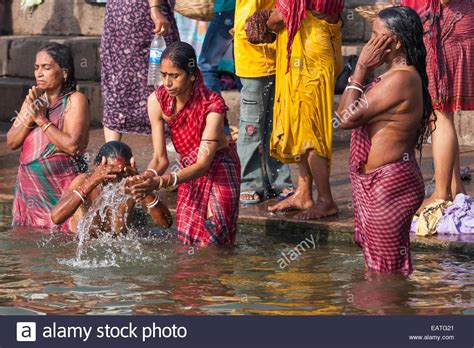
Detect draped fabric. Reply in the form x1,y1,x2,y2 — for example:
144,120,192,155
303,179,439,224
12,93,87,231
349,126,424,275
101,0,180,135
155,72,241,245
270,14,342,163
401,0,474,111
275,0,344,72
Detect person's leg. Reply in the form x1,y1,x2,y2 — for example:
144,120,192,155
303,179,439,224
451,140,466,197
418,110,459,212
268,151,314,212
295,150,338,219
104,127,122,142
198,10,234,93
237,77,265,202
261,75,293,196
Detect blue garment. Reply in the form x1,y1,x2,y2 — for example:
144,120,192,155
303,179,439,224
237,76,293,196
214,0,235,13
198,9,235,93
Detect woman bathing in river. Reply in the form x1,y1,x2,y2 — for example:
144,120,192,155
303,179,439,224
51,141,172,237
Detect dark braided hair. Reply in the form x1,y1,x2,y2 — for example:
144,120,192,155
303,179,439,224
94,141,133,165
378,6,434,154
160,41,198,76
39,42,77,96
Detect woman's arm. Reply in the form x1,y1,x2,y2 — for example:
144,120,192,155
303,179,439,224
164,112,224,184
149,0,171,35
267,9,286,32
142,194,173,228
337,67,413,129
51,158,125,225
146,92,170,176
50,174,90,225
45,92,91,156
127,112,226,199
6,100,37,150
27,91,91,156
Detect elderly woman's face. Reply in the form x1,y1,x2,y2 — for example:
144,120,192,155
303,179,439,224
34,51,66,91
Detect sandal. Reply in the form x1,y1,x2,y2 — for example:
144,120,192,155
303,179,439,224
240,191,262,204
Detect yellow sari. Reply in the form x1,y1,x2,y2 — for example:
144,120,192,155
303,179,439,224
270,13,342,164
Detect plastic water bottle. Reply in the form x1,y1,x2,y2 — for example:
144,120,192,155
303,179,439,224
148,35,166,86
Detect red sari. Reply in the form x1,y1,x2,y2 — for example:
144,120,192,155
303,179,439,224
401,0,474,111
156,73,241,245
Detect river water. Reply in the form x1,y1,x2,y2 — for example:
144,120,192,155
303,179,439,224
0,204,472,315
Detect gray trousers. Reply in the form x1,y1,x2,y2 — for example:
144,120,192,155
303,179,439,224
236,76,293,197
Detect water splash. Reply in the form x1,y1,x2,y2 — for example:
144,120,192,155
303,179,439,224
75,180,131,262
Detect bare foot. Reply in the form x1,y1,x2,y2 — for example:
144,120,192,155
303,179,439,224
268,191,313,213
416,194,451,215
295,201,338,220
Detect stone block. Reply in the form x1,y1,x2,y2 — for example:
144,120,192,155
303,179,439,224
222,90,240,127
76,81,103,126
66,37,101,81
0,35,101,81
0,77,34,123
10,0,105,36
342,11,366,42
456,111,474,146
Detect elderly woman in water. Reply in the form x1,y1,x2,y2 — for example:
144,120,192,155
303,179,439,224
7,43,90,231
51,141,172,237
337,6,431,274
127,42,241,246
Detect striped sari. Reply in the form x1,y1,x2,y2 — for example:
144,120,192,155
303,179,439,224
350,126,424,275
12,93,87,231
156,72,241,245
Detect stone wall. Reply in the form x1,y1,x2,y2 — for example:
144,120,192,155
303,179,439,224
4,0,105,36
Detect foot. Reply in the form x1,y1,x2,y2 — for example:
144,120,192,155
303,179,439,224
416,194,451,215
294,201,338,220
268,191,313,213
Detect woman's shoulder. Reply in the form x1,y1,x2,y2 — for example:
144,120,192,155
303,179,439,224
68,91,89,104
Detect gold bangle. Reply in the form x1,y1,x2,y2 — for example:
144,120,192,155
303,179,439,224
42,122,53,132
150,4,162,10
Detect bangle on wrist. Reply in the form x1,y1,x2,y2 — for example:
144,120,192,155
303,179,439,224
171,172,178,187
157,176,163,189
150,4,162,9
146,192,160,209
345,85,364,94
41,122,52,132
73,189,86,204
145,168,158,177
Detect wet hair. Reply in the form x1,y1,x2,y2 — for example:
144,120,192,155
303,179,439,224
38,42,77,95
161,41,198,76
378,6,434,153
94,141,133,165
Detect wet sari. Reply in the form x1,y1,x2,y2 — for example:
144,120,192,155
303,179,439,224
156,72,241,245
12,93,87,231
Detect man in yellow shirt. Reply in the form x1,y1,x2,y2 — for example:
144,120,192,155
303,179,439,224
234,0,293,204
